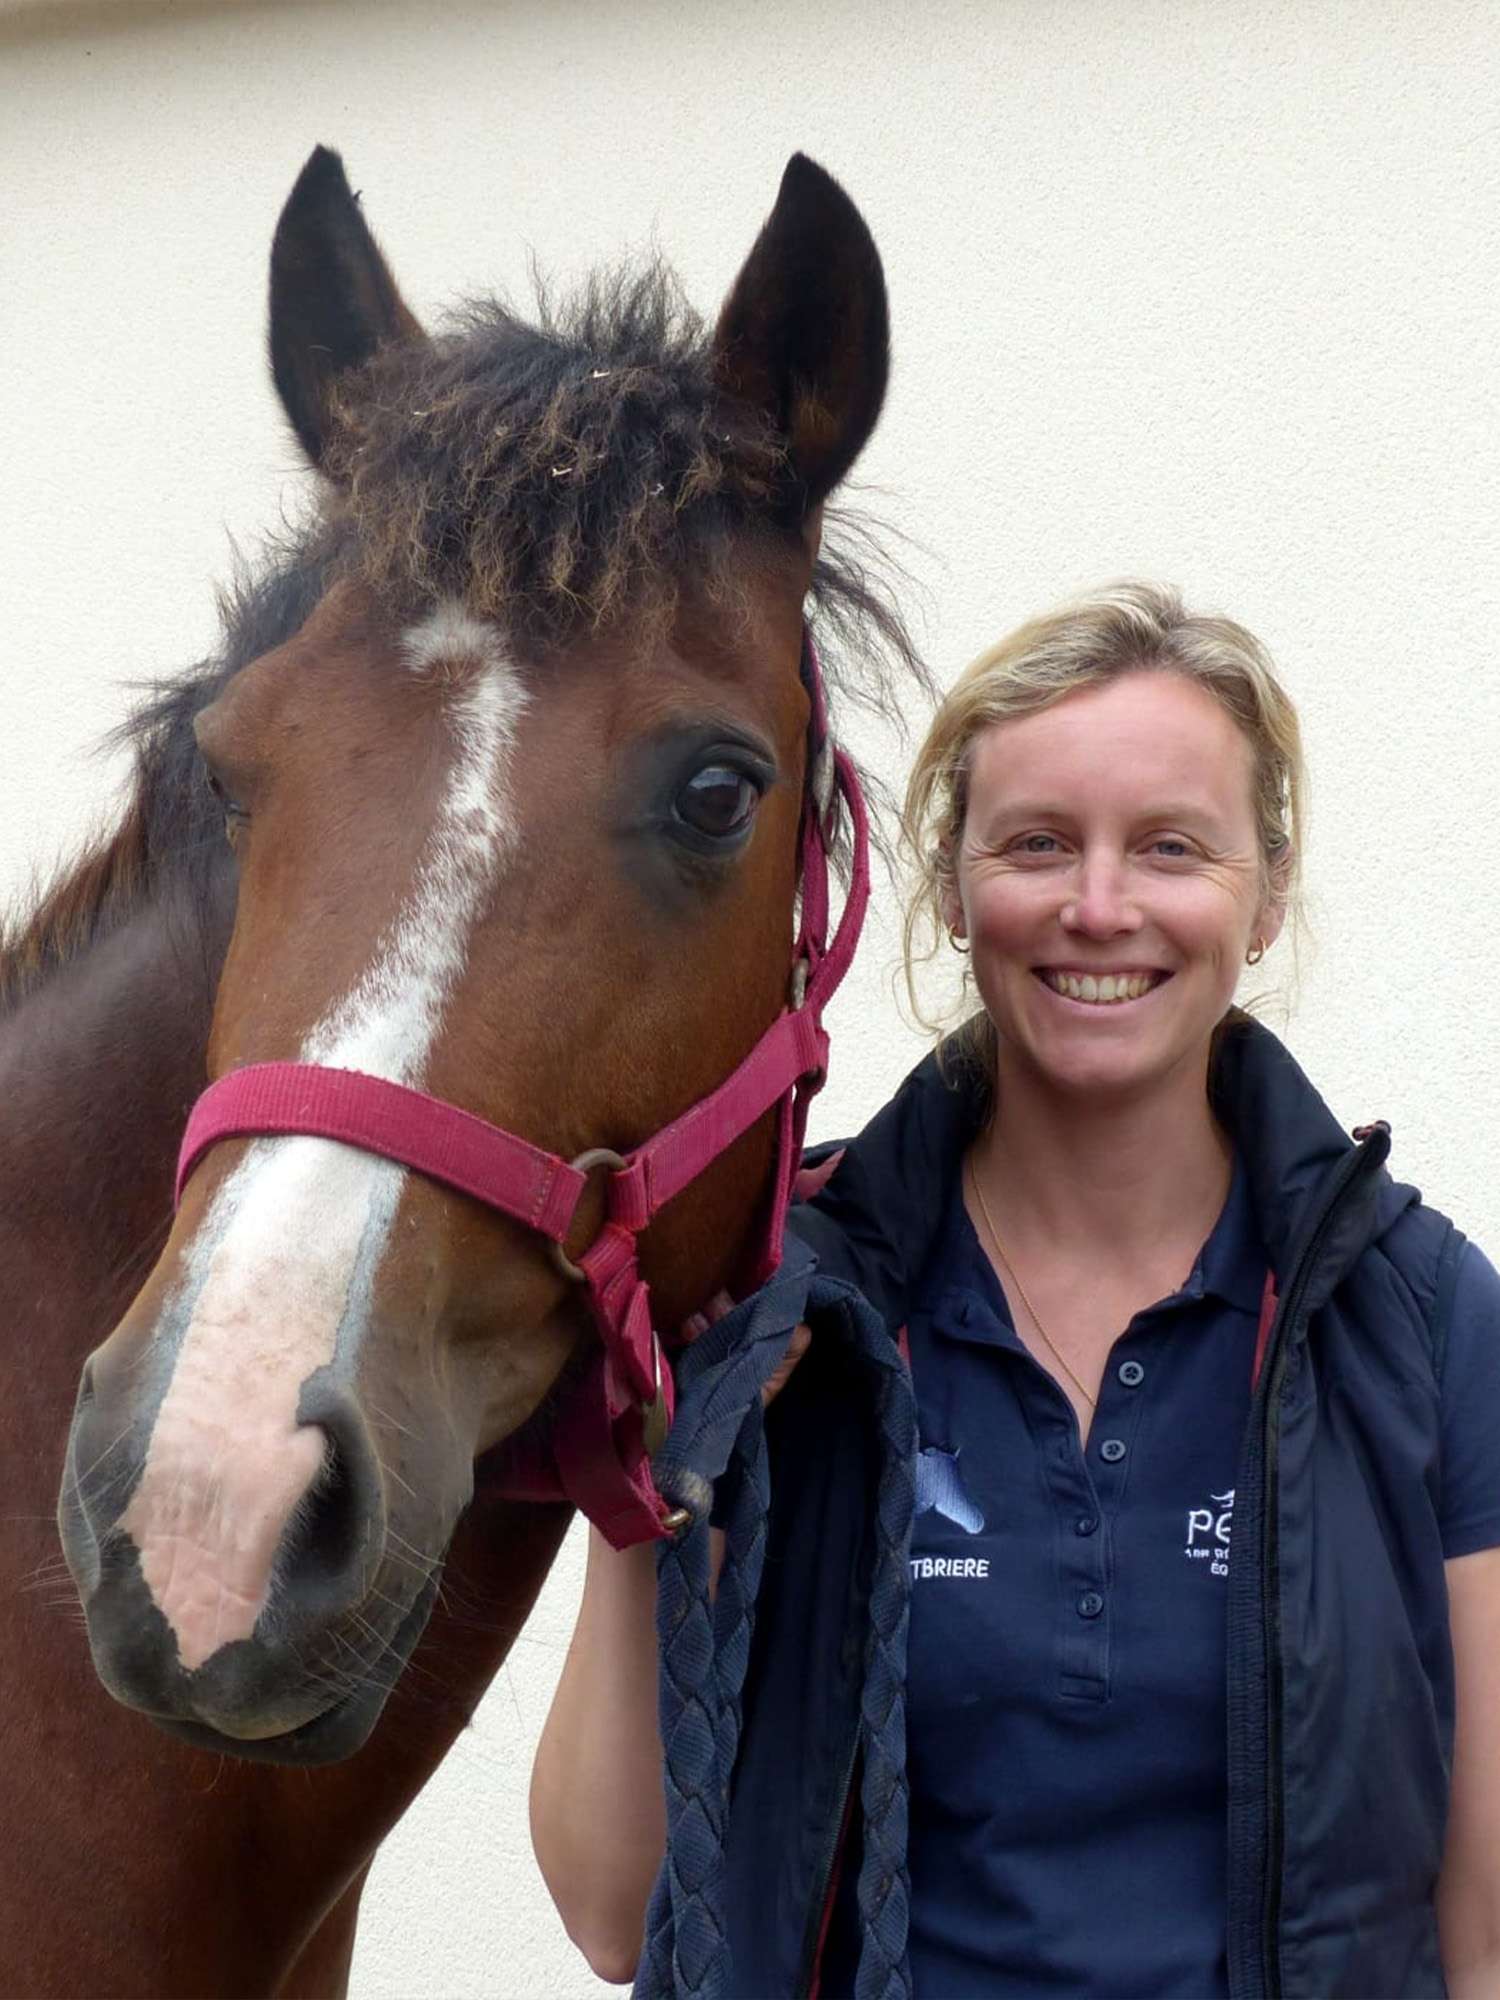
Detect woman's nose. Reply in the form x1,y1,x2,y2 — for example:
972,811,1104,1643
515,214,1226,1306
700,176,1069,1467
1060,854,1143,937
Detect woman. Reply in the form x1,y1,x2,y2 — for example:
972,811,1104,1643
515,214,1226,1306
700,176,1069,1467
530,582,1500,1997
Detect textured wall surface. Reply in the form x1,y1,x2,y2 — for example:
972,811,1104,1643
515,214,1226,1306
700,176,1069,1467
4,2,1498,1994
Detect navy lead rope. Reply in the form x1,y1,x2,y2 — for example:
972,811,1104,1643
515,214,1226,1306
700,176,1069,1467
634,1240,917,2000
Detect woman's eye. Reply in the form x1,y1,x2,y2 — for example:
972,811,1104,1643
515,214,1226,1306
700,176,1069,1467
673,765,761,841
1150,837,1193,859
1014,833,1061,856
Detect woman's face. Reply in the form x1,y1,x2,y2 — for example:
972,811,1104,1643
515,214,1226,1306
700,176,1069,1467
946,668,1283,1105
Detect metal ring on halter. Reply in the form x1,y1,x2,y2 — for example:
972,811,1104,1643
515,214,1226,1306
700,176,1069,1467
550,1147,629,1283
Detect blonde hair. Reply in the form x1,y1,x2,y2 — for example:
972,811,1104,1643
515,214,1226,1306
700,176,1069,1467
901,579,1305,1039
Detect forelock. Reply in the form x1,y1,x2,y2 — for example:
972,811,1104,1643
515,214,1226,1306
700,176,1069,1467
323,263,793,647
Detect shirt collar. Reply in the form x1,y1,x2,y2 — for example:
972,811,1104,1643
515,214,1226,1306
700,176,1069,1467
1189,1155,1266,1315
924,1152,1267,1349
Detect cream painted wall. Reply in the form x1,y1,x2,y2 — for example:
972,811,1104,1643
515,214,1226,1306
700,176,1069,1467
4,2,1498,1994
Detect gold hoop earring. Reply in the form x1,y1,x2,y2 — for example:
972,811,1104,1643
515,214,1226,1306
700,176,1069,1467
1245,938,1266,966
948,927,969,955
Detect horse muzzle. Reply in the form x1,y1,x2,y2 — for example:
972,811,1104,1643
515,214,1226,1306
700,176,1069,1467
59,1359,446,1758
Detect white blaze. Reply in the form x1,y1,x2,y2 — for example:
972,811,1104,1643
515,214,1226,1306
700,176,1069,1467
123,605,527,1672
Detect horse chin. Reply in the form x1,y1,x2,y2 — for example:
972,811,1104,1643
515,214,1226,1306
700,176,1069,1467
150,1685,385,1765
67,1504,446,1776
148,1567,442,1765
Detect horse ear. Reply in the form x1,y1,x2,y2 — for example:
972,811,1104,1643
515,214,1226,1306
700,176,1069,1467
712,153,889,516
268,146,424,473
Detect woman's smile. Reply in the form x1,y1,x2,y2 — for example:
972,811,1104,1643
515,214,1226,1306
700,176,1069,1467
1034,968,1170,1006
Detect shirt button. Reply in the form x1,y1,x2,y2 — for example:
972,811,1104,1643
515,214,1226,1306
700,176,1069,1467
1077,1591,1104,1619
1118,1360,1145,1387
1074,1515,1098,1536
1099,1437,1127,1463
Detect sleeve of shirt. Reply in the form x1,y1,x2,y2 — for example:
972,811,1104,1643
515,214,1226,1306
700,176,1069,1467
1438,1240,1500,1559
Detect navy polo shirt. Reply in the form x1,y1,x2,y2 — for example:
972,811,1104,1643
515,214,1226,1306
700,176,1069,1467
904,1164,1267,1999
903,1174,1500,1998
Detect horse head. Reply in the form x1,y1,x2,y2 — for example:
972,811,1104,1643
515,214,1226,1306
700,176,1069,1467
59,146,891,1760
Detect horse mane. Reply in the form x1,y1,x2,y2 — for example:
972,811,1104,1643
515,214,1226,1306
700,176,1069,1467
2,266,929,1014
0,535,335,1017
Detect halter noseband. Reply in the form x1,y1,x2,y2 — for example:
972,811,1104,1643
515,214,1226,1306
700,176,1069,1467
173,633,868,1548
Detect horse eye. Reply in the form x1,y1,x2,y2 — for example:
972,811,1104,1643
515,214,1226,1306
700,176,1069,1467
204,768,248,849
673,765,761,841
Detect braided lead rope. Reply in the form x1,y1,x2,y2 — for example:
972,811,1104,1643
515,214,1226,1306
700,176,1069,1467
642,1504,729,1998
639,1410,772,2000
636,1260,810,2000
704,1398,770,1808
635,1511,697,1997
636,1258,916,2000
852,1353,917,2000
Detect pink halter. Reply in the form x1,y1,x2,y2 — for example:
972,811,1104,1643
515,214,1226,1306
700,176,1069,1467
174,634,869,1548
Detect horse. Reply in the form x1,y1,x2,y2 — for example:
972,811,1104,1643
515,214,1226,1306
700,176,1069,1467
2,144,916,1995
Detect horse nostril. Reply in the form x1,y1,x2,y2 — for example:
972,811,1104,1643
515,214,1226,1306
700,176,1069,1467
276,1399,384,1614
294,1432,360,1589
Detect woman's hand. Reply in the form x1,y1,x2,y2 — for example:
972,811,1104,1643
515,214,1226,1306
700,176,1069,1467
690,1291,812,1410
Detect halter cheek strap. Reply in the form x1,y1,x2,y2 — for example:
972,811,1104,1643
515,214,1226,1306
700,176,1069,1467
173,634,868,1549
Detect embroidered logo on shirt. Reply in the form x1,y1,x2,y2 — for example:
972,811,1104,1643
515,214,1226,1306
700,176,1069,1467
910,1553,990,1579
914,1445,985,1534
1184,1488,1234,1577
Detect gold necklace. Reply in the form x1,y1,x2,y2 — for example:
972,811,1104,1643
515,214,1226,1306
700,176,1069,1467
965,1156,1098,1412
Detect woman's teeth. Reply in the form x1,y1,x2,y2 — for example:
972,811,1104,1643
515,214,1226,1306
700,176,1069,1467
1042,970,1159,1004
